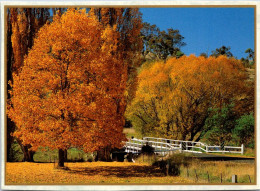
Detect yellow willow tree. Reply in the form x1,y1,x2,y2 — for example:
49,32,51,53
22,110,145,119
126,55,252,141
8,9,128,167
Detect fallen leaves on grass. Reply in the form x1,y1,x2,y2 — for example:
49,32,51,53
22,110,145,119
6,162,191,184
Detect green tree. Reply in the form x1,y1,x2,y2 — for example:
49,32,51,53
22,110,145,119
211,46,233,58
245,48,254,61
241,48,255,68
232,113,254,148
141,22,186,60
199,52,208,58
202,104,237,145
240,57,250,68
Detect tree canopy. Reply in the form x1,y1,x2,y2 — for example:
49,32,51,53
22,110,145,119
211,46,233,58
8,9,140,165
126,55,252,141
7,8,65,162
141,22,186,60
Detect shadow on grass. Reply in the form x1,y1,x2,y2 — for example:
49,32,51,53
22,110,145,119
67,165,164,178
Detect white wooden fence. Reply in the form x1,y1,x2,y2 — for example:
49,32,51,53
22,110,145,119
124,137,244,155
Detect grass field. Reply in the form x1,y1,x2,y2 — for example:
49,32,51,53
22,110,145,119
6,155,255,184
179,160,255,183
136,154,255,184
7,127,254,184
123,127,139,139
5,162,191,184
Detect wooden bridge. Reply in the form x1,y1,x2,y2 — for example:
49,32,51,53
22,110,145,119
124,137,244,155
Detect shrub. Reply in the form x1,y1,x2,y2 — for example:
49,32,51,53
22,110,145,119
9,140,23,162
232,113,254,148
135,153,157,165
153,153,193,176
141,142,155,155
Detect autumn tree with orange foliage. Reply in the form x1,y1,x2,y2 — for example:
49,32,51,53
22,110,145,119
7,8,59,162
90,8,143,103
89,8,143,159
126,55,253,141
8,9,138,166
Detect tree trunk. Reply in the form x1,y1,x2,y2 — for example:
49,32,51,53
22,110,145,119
8,120,35,162
27,150,35,162
180,131,187,141
194,134,201,142
16,138,35,162
96,146,112,161
64,149,67,162
189,131,196,142
58,149,65,167
7,118,15,162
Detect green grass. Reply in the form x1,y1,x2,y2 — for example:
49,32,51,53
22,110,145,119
34,148,89,162
11,141,89,162
33,148,57,162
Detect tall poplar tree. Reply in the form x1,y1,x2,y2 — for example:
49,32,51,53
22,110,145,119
7,8,64,162
89,8,143,160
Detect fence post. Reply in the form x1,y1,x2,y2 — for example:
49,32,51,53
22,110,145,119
179,143,182,153
194,169,198,182
232,175,238,183
166,161,169,176
241,144,244,155
206,145,208,153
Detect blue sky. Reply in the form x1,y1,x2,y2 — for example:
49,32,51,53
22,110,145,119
140,8,254,59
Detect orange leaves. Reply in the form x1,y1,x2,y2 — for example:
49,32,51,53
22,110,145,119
101,26,119,54
6,162,193,184
127,55,250,140
8,9,133,153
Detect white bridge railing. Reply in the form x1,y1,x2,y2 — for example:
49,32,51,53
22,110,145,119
124,137,244,155
125,138,181,156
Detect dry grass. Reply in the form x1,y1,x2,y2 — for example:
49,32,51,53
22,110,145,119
246,68,255,81
180,160,255,183
123,128,139,139
6,162,191,184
